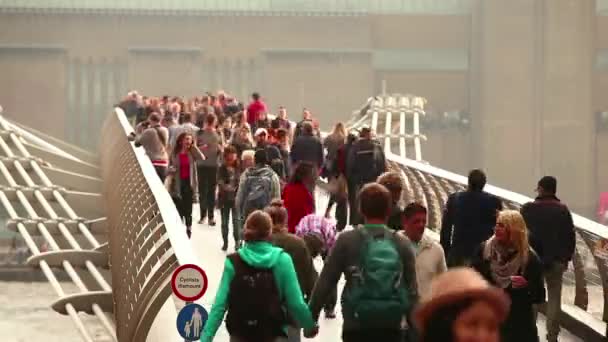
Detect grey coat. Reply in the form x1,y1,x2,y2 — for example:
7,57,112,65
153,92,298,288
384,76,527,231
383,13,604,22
168,147,205,199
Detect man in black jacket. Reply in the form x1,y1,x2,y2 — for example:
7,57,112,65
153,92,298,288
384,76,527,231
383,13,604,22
346,127,387,225
521,176,575,342
440,169,502,267
290,122,324,178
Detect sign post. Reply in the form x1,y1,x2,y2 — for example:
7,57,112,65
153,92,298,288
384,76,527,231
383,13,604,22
171,264,209,341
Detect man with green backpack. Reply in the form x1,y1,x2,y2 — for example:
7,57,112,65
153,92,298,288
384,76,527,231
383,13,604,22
307,182,418,342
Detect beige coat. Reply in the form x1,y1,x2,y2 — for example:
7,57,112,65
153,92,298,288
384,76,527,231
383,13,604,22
401,231,447,299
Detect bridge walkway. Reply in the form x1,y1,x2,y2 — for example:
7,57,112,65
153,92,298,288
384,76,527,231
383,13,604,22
186,190,581,342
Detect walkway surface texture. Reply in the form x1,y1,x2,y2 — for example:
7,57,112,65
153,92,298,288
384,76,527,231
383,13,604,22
184,190,581,342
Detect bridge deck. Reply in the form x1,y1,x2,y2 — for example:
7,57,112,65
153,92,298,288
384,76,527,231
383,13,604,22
183,190,581,341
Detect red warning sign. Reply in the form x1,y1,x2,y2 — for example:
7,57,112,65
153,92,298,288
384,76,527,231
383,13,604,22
171,264,208,302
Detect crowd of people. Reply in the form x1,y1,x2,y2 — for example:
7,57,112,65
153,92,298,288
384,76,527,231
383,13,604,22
122,90,576,342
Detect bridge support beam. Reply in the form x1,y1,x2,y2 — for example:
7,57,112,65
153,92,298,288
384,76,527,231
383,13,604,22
471,0,596,216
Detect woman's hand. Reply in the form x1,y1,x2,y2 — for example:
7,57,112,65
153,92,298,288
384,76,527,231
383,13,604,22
510,275,528,288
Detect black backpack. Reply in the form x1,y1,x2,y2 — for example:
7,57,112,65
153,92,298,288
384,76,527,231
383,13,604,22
225,253,287,341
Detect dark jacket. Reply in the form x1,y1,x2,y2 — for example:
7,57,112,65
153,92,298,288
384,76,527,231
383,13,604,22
273,143,290,177
217,165,239,206
256,142,282,162
472,243,545,342
294,119,320,140
520,195,575,267
440,191,502,262
308,224,418,332
346,138,386,185
290,135,324,169
270,230,316,300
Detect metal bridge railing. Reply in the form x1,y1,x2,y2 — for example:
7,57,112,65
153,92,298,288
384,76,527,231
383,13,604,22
0,115,115,342
348,93,608,340
100,108,200,342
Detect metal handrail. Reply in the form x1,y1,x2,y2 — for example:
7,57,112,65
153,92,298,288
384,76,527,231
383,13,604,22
0,115,116,342
100,108,200,342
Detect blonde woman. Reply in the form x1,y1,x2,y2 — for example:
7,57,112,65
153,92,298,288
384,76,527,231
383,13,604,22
323,122,346,163
471,210,545,342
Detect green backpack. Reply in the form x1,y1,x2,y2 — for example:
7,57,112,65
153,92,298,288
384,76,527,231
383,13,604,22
343,227,409,328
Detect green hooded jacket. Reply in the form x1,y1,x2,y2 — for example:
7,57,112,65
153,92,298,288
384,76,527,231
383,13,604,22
200,241,315,341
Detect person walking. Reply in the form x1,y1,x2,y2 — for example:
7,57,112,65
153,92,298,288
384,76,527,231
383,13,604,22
235,149,281,221
520,176,575,342
471,210,545,342
201,211,318,342
323,122,348,231
294,213,338,319
308,183,418,342
399,201,446,342
170,112,200,147
167,132,205,239
343,132,358,227
346,127,387,226
401,202,447,299
196,114,222,226
282,163,315,234
293,109,315,140
130,112,169,182
266,200,317,342
232,125,254,159
218,145,241,251
440,169,502,267
290,121,324,178
254,128,285,181
246,92,267,133
378,171,406,231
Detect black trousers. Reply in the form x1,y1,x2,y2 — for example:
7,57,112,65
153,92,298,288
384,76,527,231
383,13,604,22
197,165,218,220
342,329,402,342
173,180,193,228
348,181,362,226
154,165,167,183
321,252,338,312
326,194,347,232
220,201,240,246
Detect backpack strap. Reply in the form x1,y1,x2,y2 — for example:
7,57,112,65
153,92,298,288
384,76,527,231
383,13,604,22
227,253,243,272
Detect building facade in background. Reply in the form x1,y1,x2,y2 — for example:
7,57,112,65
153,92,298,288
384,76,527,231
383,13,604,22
1,0,607,217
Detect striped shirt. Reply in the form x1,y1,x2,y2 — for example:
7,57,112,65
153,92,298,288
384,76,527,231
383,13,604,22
295,214,337,253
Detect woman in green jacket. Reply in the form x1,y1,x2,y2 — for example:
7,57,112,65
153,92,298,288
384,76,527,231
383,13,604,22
201,210,318,342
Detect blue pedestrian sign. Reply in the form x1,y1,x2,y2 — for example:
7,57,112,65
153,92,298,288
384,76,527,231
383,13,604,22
176,303,208,341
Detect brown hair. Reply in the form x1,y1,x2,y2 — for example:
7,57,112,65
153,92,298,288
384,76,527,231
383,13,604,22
205,113,217,127
172,132,194,156
265,200,288,233
243,210,273,242
403,202,427,220
359,182,392,221
377,171,404,203
276,128,288,139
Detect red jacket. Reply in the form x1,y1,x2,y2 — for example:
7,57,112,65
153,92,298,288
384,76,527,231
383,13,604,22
246,100,267,126
282,182,315,233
